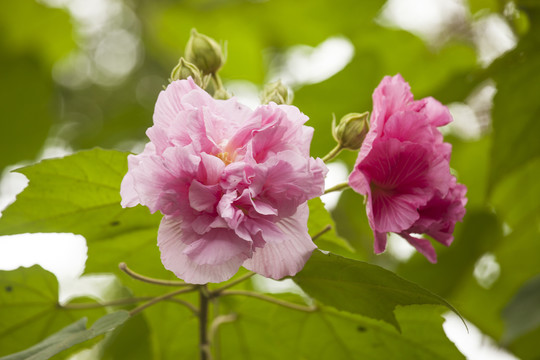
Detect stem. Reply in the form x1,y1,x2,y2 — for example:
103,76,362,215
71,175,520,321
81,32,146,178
321,144,343,163
199,285,211,360
211,72,224,91
220,290,317,313
119,262,189,287
61,297,152,309
324,182,350,194
209,313,237,344
312,224,332,241
211,272,255,296
129,286,196,316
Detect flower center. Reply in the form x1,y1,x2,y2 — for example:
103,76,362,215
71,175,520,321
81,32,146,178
216,152,233,165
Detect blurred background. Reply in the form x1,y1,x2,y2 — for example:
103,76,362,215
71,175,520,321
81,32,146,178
1,0,539,359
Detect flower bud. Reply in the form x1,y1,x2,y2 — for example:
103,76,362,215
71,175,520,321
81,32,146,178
185,29,224,75
261,80,290,105
170,58,204,86
332,112,370,150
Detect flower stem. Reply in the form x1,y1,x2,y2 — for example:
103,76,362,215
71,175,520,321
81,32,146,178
61,297,152,309
211,72,224,91
199,285,212,360
129,286,197,316
324,181,350,194
211,272,255,295
119,262,190,287
219,290,317,313
321,144,343,163
312,224,332,241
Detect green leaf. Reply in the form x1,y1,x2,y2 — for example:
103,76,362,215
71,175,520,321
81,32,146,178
0,149,166,279
308,198,354,254
218,295,464,359
293,250,461,330
488,10,540,190
0,311,129,360
502,274,540,344
0,266,105,357
99,315,153,360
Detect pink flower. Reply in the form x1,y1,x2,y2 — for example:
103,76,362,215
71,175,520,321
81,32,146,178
121,78,327,284
349,74,467,262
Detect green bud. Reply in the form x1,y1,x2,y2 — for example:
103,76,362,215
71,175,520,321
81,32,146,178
185,29,224,75
260,80,290,105
332,112,370,150
170,58,204,86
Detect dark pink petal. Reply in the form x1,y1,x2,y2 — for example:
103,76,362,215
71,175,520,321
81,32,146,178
372,74,413,126
373,231,388,254
399,233,437,263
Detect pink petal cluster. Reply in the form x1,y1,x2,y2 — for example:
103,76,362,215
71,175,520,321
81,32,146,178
121,78,327,284
349,74,467,262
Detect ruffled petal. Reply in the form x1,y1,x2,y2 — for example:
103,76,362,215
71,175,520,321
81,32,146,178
242,203,316,279
158,216,246,284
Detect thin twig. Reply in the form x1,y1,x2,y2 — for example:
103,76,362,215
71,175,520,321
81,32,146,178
60,297,152,309
209,314,237,342
199,285,211,360
324,182,350,194
312,224,332,241
211,272,255,296
219,290,318,313
168,298,199,316
119,262,189,287
321,144,343,163
129,286,197,316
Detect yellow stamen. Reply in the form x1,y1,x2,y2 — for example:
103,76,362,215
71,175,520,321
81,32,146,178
216,152,232,165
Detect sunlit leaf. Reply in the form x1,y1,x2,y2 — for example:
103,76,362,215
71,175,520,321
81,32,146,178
0,266,105,357
0,149,165,279
218,295,464,359
294,250,461,329
308,198,354,254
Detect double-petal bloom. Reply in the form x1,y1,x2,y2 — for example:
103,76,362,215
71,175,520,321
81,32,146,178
349,74,467,262
121,79,327,284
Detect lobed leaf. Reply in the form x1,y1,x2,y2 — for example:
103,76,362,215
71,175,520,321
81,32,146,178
294,250,462,330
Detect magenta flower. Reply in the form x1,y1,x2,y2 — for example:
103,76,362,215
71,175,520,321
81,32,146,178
349,74,467,262
120,78,327,284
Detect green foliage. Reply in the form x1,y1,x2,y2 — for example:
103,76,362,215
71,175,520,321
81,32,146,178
502,274,540,344
0,311,129,360
294,251,460,330
218,296,464,360
0,149,165,279
308,198,354,254
0,266,106,357
488,9,540,190
2,0,540,359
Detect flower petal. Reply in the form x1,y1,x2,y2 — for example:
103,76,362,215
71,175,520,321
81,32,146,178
158,216,246,284
399,233,437,263
242,203,316,279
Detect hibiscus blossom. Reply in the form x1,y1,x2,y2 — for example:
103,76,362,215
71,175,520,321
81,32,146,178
121,78,327,284
349,74,467,262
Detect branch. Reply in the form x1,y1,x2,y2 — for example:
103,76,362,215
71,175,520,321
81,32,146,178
219,290,317,313
119,262,189,287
